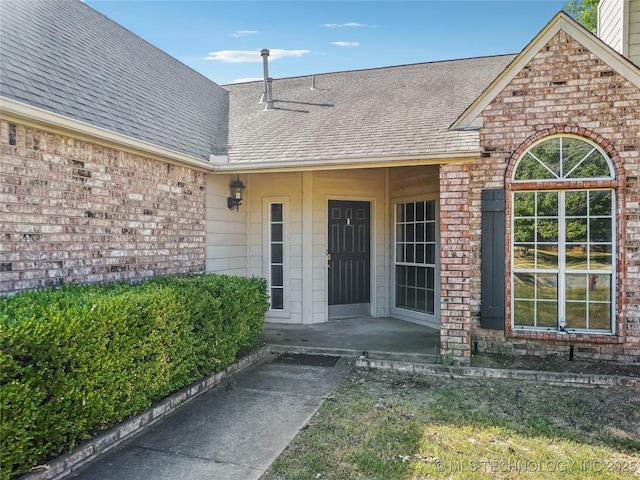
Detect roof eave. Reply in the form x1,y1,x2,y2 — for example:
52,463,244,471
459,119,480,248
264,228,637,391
209,150,482,174
0,97,216,172
450,11,640,130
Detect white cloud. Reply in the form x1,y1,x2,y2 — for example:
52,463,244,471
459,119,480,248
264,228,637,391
231,30,258,38
204,51,258,62
204,49,310,63
234,77,263,84
266,49,311,60
331,41,360,47
322,22,367,28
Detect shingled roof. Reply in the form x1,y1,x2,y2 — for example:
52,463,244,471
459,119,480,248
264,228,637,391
0,0,517,169
0,0,228,161
222,54,516,168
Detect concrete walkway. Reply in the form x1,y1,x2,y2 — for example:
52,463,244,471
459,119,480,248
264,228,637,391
31,319,640,480
67,317,438,480
71,353,352,480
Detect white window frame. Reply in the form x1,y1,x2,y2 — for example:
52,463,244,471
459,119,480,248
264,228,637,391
391,196,440,328
512,135,615,183
263,198,289,317
510,135,616,334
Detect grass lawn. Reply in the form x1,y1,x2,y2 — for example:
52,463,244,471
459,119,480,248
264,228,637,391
263,368,640,479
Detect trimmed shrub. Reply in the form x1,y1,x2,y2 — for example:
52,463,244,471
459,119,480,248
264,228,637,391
0,274,269,480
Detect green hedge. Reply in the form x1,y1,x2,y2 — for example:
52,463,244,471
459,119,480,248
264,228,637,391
0,274,269,480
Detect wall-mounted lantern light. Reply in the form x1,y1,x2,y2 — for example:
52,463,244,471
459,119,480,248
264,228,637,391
227,176,245,210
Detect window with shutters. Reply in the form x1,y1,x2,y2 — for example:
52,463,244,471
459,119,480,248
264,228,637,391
511,136,616,333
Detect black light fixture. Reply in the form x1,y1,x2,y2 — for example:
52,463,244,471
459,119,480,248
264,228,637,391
227,175,245,210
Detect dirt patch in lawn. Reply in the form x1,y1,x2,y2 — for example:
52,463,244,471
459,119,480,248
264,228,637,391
471,353,640,377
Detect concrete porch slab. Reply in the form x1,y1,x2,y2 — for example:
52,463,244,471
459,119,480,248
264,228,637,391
260,317,440,363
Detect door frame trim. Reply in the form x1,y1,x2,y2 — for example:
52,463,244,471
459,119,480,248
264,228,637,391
325,195,377,322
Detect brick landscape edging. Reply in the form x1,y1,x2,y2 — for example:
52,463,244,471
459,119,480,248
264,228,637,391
355,357,640,388
19,346,273,480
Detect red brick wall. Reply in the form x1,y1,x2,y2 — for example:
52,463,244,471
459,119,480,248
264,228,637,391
0,121,207,294
469,30,640,363
439,163,472,364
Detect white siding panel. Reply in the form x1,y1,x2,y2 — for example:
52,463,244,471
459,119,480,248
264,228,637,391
598,0,640,64
207,233,246,245
630,0,640,65
206,245,247,258
312,243,326,256
205,258,245,274
205,174,248,275
249,172,304,323
249,256,262,268
290,252,303,268
598,0,625,54
630,0,640,63
290,288,303,302
630,36,640,62
312,221,325,234
290,211,303,223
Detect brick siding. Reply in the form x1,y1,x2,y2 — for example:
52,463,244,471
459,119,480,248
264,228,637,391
0,121,207,294
439,163,472,364
469,31,640,363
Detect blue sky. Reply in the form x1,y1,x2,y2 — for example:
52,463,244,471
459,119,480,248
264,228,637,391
85,1,569,85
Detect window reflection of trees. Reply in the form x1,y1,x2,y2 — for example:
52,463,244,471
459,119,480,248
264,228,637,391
515,137,613,181
511,136,615,333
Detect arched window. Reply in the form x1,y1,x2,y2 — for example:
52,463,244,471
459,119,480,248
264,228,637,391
511,136,615,333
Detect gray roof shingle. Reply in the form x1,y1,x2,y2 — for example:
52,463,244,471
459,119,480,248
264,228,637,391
224,55,516,166
0,0,228,161
0,0,516,168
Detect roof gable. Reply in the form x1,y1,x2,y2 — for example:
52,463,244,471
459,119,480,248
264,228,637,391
452,11,640,130
0,0,228,161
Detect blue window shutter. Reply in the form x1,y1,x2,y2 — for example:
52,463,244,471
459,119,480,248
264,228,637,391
481,189,506,330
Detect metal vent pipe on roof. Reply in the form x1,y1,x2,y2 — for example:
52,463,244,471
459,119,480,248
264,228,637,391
264,77,274,111
260,48,269,103
311,75,316,90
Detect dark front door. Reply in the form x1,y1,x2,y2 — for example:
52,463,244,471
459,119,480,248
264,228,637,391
328,200,371,318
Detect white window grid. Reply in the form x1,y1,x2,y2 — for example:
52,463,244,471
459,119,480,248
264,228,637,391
394,200,437,315
510,135,616,333
269,202,284,310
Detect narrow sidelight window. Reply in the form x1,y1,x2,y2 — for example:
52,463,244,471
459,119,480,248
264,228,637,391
269,203,284,309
